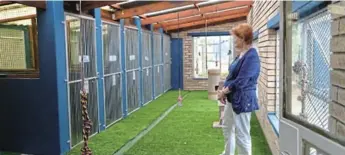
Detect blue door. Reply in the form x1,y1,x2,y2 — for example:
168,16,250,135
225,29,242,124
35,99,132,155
171,38,183,90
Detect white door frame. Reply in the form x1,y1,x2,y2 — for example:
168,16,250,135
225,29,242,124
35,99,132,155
278,1,345,155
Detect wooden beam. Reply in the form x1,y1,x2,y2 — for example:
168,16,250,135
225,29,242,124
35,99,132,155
11,1,46,9
165,12,248,31
101,9,113,20
154,7,250,29
141,1,252,25
113,1,198,20
82,1,123,11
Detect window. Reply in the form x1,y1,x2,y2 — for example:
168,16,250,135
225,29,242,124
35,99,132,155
0,4,38,77
283,1,345,145
285,6,331,129
193,35,233,79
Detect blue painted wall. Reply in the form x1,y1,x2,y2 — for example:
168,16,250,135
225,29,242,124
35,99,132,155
0,1,67,154
94,8,106,131
171,38,183,90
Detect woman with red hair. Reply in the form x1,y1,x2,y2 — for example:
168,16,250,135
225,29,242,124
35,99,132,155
217,23,260,155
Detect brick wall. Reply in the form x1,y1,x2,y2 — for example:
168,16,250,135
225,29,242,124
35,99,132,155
171,21,245,90
248,0,280,154
329,1,345,140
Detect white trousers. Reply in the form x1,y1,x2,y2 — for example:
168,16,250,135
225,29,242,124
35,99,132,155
221,101,252,155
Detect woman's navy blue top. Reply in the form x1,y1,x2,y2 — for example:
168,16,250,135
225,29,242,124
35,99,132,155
224,48,260,114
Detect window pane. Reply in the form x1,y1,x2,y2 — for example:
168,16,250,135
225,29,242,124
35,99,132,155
0,4,38,75
220,36,232,79
193,37,207,78
283,1,345,145
193,35,232,79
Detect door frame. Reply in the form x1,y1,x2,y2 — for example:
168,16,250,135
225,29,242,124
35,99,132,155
279,1,345,154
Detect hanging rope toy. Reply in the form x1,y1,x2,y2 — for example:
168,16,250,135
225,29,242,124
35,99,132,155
78,1,92,154
80,90,92,155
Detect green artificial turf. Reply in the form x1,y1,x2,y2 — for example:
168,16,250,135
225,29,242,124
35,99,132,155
125,91,272,155
67,90,190,155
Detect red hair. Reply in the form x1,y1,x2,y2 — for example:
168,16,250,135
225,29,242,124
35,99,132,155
231,23,253,45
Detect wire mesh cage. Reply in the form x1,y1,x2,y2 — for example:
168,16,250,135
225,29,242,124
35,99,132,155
125,27,140,113
125,27,139,70
104,74,122,126
153,32,163,97
65,15,99,146
103,23,121,74
143,67,153,104
163,34,171,91
154,65,163,97
163,34,171,64
127,70,140,113
102,22,122,126
69,79,99,147
81,19,97,78
292,10,331,130
164,64,171,91
142,30,152,68
142,30,153,103
153,32,162,65
66,16,97,81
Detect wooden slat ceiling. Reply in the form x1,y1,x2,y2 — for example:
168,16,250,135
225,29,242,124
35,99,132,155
106,0,252,32
165,12,248,31
111,1,201,20
141,1,252,25
0,0,253,32
153,6,250,29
